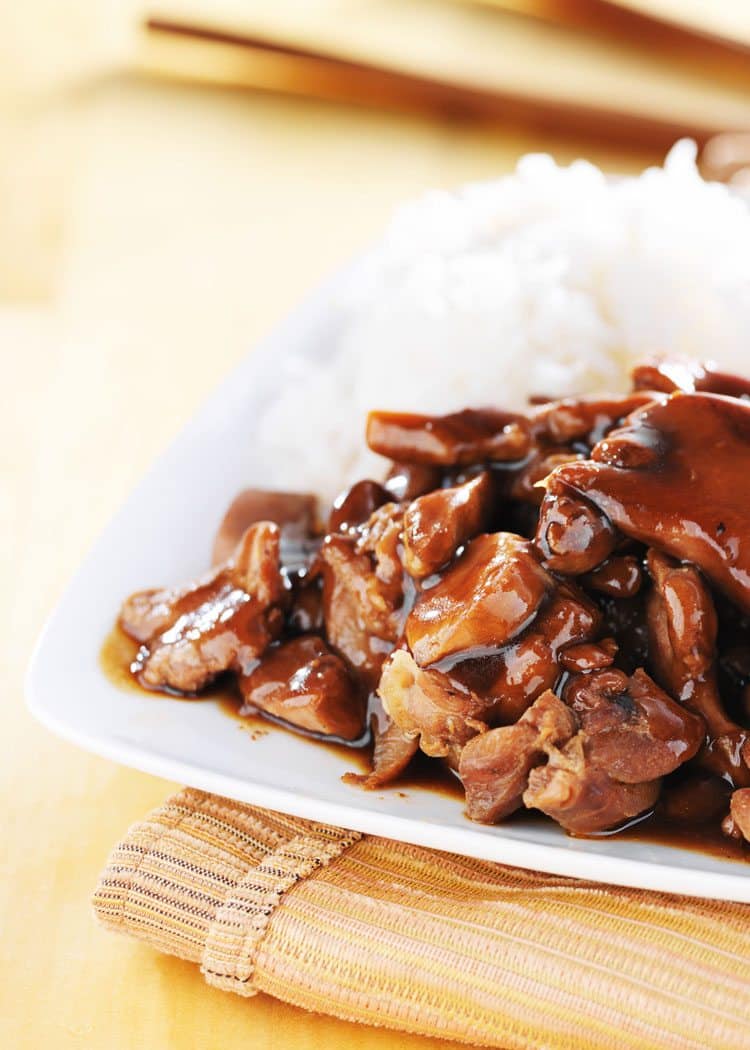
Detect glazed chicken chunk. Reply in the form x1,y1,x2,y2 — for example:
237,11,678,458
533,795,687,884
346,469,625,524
459,691,577,823
405,532,553,667
240,635,364,740
379,649,490,764
402,472,493,578
520,668,702,835
646,548,750,786
120,522,286,693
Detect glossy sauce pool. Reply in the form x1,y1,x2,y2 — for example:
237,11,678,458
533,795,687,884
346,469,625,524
101,627,747,863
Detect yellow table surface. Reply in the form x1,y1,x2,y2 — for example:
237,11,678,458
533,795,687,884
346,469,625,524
1,76,659,1048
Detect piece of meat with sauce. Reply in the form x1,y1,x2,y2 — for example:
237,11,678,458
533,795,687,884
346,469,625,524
646,548,719,707
646,548,750,786
345,707,419,790
384,462,443,502
239,635,364,740
559,638,618,673
523,737,660,835
564,668,705,783
459,690,577,823
378,649,490,764
120,522,286,693
530,392,657,450
632,356,750,400
722,788,750,844
403,472,493,578
373,544,599,752
447,581,602,725
329,480,390,534
583,555,642,599
366,407,531,466
406,532,553,667
354,501,404,592
547,392,750,614
520,667,701,834
535,480,619,576
319,503,407,690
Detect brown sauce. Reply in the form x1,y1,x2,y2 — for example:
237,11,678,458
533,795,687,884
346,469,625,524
100,625,145,694
392,752,465,800
100,626,746,862
626,812,748,863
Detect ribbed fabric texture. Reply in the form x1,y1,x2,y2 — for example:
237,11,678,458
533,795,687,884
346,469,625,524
93,788,750,1050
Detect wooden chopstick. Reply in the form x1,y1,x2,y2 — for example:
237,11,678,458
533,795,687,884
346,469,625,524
141,16,732,149
465,0,750,59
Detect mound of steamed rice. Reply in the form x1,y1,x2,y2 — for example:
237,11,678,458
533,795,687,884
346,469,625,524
257,140,750,503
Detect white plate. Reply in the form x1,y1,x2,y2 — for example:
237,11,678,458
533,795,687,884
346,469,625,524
27,265,750,902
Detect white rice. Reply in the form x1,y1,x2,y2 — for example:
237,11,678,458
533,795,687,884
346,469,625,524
257,140,750,503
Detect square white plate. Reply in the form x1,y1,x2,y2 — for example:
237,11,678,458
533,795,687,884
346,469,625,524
27,265,750,901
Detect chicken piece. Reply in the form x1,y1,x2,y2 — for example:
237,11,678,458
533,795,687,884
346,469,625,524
703,732,750,789
646,549,718,705
564,668,705,783
547,392,750,613
459,691,577,823
535,481,618,575
212,489,317,566
119,588,180,645
366,408,531,466
523,737,660,835
122,535,287,643
384,462,443,502
406,533,553,667
120,522,286,693
449,581,601,724
519,665,701,834
368,717,419,784
239,635,364,740
319,504,406,690
632,356,750,400
722,789,750,843
378,649,489,764
559,638,618,674
344,704,420,790
583,555,642,599
329,479,390,534
354,502,404,590
530,392,656,449
646,548,750,786
403,473,493,579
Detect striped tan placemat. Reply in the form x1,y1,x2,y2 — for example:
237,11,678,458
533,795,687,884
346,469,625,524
93,787,750,1049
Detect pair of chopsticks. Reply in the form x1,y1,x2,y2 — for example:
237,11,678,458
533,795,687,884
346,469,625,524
136,1,750,149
